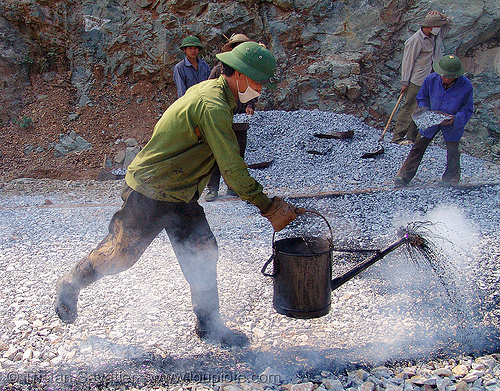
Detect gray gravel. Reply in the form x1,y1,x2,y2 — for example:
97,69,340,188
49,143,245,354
1,110,500,390
411,110,453,130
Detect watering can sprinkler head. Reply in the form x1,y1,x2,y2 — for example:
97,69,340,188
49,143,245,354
398,221,433,249
404,232,425,248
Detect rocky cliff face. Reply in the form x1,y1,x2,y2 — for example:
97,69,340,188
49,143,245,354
1,0,499,160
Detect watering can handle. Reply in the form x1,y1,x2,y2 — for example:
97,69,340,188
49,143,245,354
261,254,276,277
263,210,333,278
272,209,334,247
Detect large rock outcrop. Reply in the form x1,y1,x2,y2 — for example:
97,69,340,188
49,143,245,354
1,0,499,159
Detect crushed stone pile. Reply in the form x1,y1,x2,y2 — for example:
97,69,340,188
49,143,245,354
411,110,453,130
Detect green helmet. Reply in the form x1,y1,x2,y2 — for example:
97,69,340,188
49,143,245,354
180,36,203,50
433,55,464,78
216,41,277,90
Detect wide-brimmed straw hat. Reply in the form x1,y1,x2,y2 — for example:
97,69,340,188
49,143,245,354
222,33,250,52
420,13,449,27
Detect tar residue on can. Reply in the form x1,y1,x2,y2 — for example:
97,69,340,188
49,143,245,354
264,236,333,319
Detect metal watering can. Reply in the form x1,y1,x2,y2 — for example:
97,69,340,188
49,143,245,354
261,210,424,319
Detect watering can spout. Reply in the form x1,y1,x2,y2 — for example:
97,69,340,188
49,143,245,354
330,232,425,291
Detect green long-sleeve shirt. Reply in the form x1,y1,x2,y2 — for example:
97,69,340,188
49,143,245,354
125,76,272,212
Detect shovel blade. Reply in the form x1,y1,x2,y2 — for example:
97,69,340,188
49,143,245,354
361,145,384,158
248,159,274,169
313,130,354,139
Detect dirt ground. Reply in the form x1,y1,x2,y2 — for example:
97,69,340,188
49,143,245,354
0,70,177,182
3,70,493,184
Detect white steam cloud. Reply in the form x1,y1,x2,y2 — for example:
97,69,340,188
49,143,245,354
355,204,484,364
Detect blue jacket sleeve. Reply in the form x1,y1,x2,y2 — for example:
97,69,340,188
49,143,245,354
453,85,474,131
173,64,187,98
416,78,431,109
202,61,211,81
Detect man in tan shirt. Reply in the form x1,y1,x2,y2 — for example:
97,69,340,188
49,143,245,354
391,10,452,145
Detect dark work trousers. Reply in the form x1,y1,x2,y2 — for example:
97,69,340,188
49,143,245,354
396,133,461,185
392,83,420,143
78,185,220,320
207,129,248,192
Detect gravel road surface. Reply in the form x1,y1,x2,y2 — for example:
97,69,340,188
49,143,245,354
1,110,500,390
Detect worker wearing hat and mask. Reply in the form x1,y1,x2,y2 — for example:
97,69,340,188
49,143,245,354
205,33,257,202
391,10,453,145
394,55,473,188
173,35,211,98
55,41,305,348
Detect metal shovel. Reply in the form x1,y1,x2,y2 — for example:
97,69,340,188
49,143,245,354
361,92,404,158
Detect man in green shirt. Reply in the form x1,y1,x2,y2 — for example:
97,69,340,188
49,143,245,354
55,42,304,347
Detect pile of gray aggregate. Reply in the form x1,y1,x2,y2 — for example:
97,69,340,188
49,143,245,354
411,110,453,130
1,110,500,391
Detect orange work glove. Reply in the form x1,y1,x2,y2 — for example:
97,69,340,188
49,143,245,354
261,197,306,232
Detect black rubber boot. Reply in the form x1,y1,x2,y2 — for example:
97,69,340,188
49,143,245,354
54,259,99,324
195,315,249,348
191,286,249,348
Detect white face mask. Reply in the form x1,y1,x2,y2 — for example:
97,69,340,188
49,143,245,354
237,75,260,103
430,27,441,35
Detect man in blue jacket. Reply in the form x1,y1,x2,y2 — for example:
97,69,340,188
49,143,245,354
394,55,473,187
173,36,211,98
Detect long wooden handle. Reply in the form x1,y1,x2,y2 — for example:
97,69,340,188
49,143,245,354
379,93,404,141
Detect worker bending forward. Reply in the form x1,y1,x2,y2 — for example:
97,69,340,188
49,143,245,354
395,55,473,187
55,42,304,347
